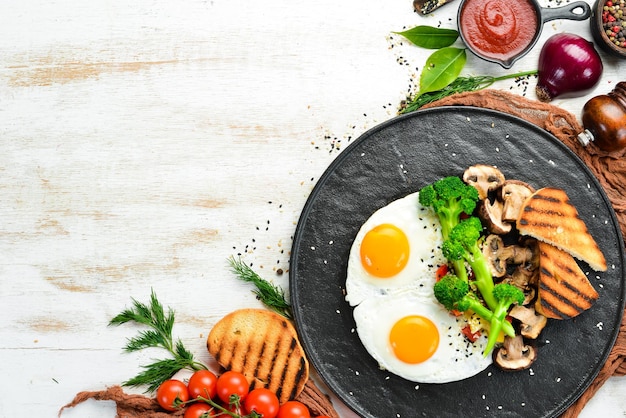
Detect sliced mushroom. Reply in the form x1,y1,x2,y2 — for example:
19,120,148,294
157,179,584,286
518,236,540,272
508,265,537,288
463,165,506,200
509,305,547,339
522,287,536,306
499,180,536,222
482,235,534,278
508,265,539,305
477,199,511,235
493,335,537,371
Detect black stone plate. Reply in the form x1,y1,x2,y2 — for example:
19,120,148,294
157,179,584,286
290,106,626,418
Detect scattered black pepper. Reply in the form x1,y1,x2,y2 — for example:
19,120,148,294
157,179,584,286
231,201,291,275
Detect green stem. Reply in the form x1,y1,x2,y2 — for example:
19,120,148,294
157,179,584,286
399,69,538,114
191,361,208,372
451,259,469,283
484,315,503,356
190,395,257,418
484,301,515,356
469,251,496,311
467,300,515,340
492,70,538,82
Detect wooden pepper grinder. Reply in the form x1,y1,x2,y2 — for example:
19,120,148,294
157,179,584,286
578,81,626,152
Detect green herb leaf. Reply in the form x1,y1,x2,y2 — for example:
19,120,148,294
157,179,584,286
400,70,537,114
419,47,467,96
229,256,292,319
110,290,207,393
394,25,459,49
174,339,195,362
124,329,166,352
123,357,194,393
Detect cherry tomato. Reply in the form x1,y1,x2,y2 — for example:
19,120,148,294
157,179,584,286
188,369,218,400
277,401,311,418
156,379,190,411
243,388,280,418
216,370,250,404
184,402,215,418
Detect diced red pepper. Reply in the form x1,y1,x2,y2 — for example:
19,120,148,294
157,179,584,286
435,264,449,281
461,325,481,343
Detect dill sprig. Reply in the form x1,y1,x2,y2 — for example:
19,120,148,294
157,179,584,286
109,290,207,393
228,256,292,319
399,70,538,114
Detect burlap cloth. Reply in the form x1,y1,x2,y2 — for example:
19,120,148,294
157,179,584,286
58,379,340,418
60,89,625,418
422,89,626,417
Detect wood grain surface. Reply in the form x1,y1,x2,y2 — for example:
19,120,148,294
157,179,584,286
1,0,624,416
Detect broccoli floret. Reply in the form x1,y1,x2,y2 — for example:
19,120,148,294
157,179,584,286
434,274,517,356
419,176,479,281
434,274,487,315
441,216,497,310
419,176,479,237
492,283,525,315
483,283,525,354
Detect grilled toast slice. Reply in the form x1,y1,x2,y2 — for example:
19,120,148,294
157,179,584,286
535,241,599,320
516,187,607,272
207,308,309,403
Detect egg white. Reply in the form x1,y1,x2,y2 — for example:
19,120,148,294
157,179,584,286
345,192,446,307
353,292,492,383
346,191,493,383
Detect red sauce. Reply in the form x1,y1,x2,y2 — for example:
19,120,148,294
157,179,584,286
460,0,538,61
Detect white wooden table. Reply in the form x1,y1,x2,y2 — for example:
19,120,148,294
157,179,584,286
1,0,624,416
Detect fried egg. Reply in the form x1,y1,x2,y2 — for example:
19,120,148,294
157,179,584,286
345,192,446,307
345,192,493,383
352,292,492,383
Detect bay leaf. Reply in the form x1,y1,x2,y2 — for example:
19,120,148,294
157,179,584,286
418,47,467,96
394,25,459,49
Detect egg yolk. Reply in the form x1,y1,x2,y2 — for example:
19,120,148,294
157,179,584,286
389,315,439,364
360,223,409,278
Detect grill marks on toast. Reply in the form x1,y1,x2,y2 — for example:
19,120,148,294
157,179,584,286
515,187,605,319
518,191,581,244
207,309,309,403
517,187,607,272
535,242,599,320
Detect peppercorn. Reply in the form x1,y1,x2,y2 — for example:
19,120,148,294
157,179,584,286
602,0,626,49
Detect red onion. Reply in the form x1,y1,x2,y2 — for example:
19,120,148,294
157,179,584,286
535,33,603,102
